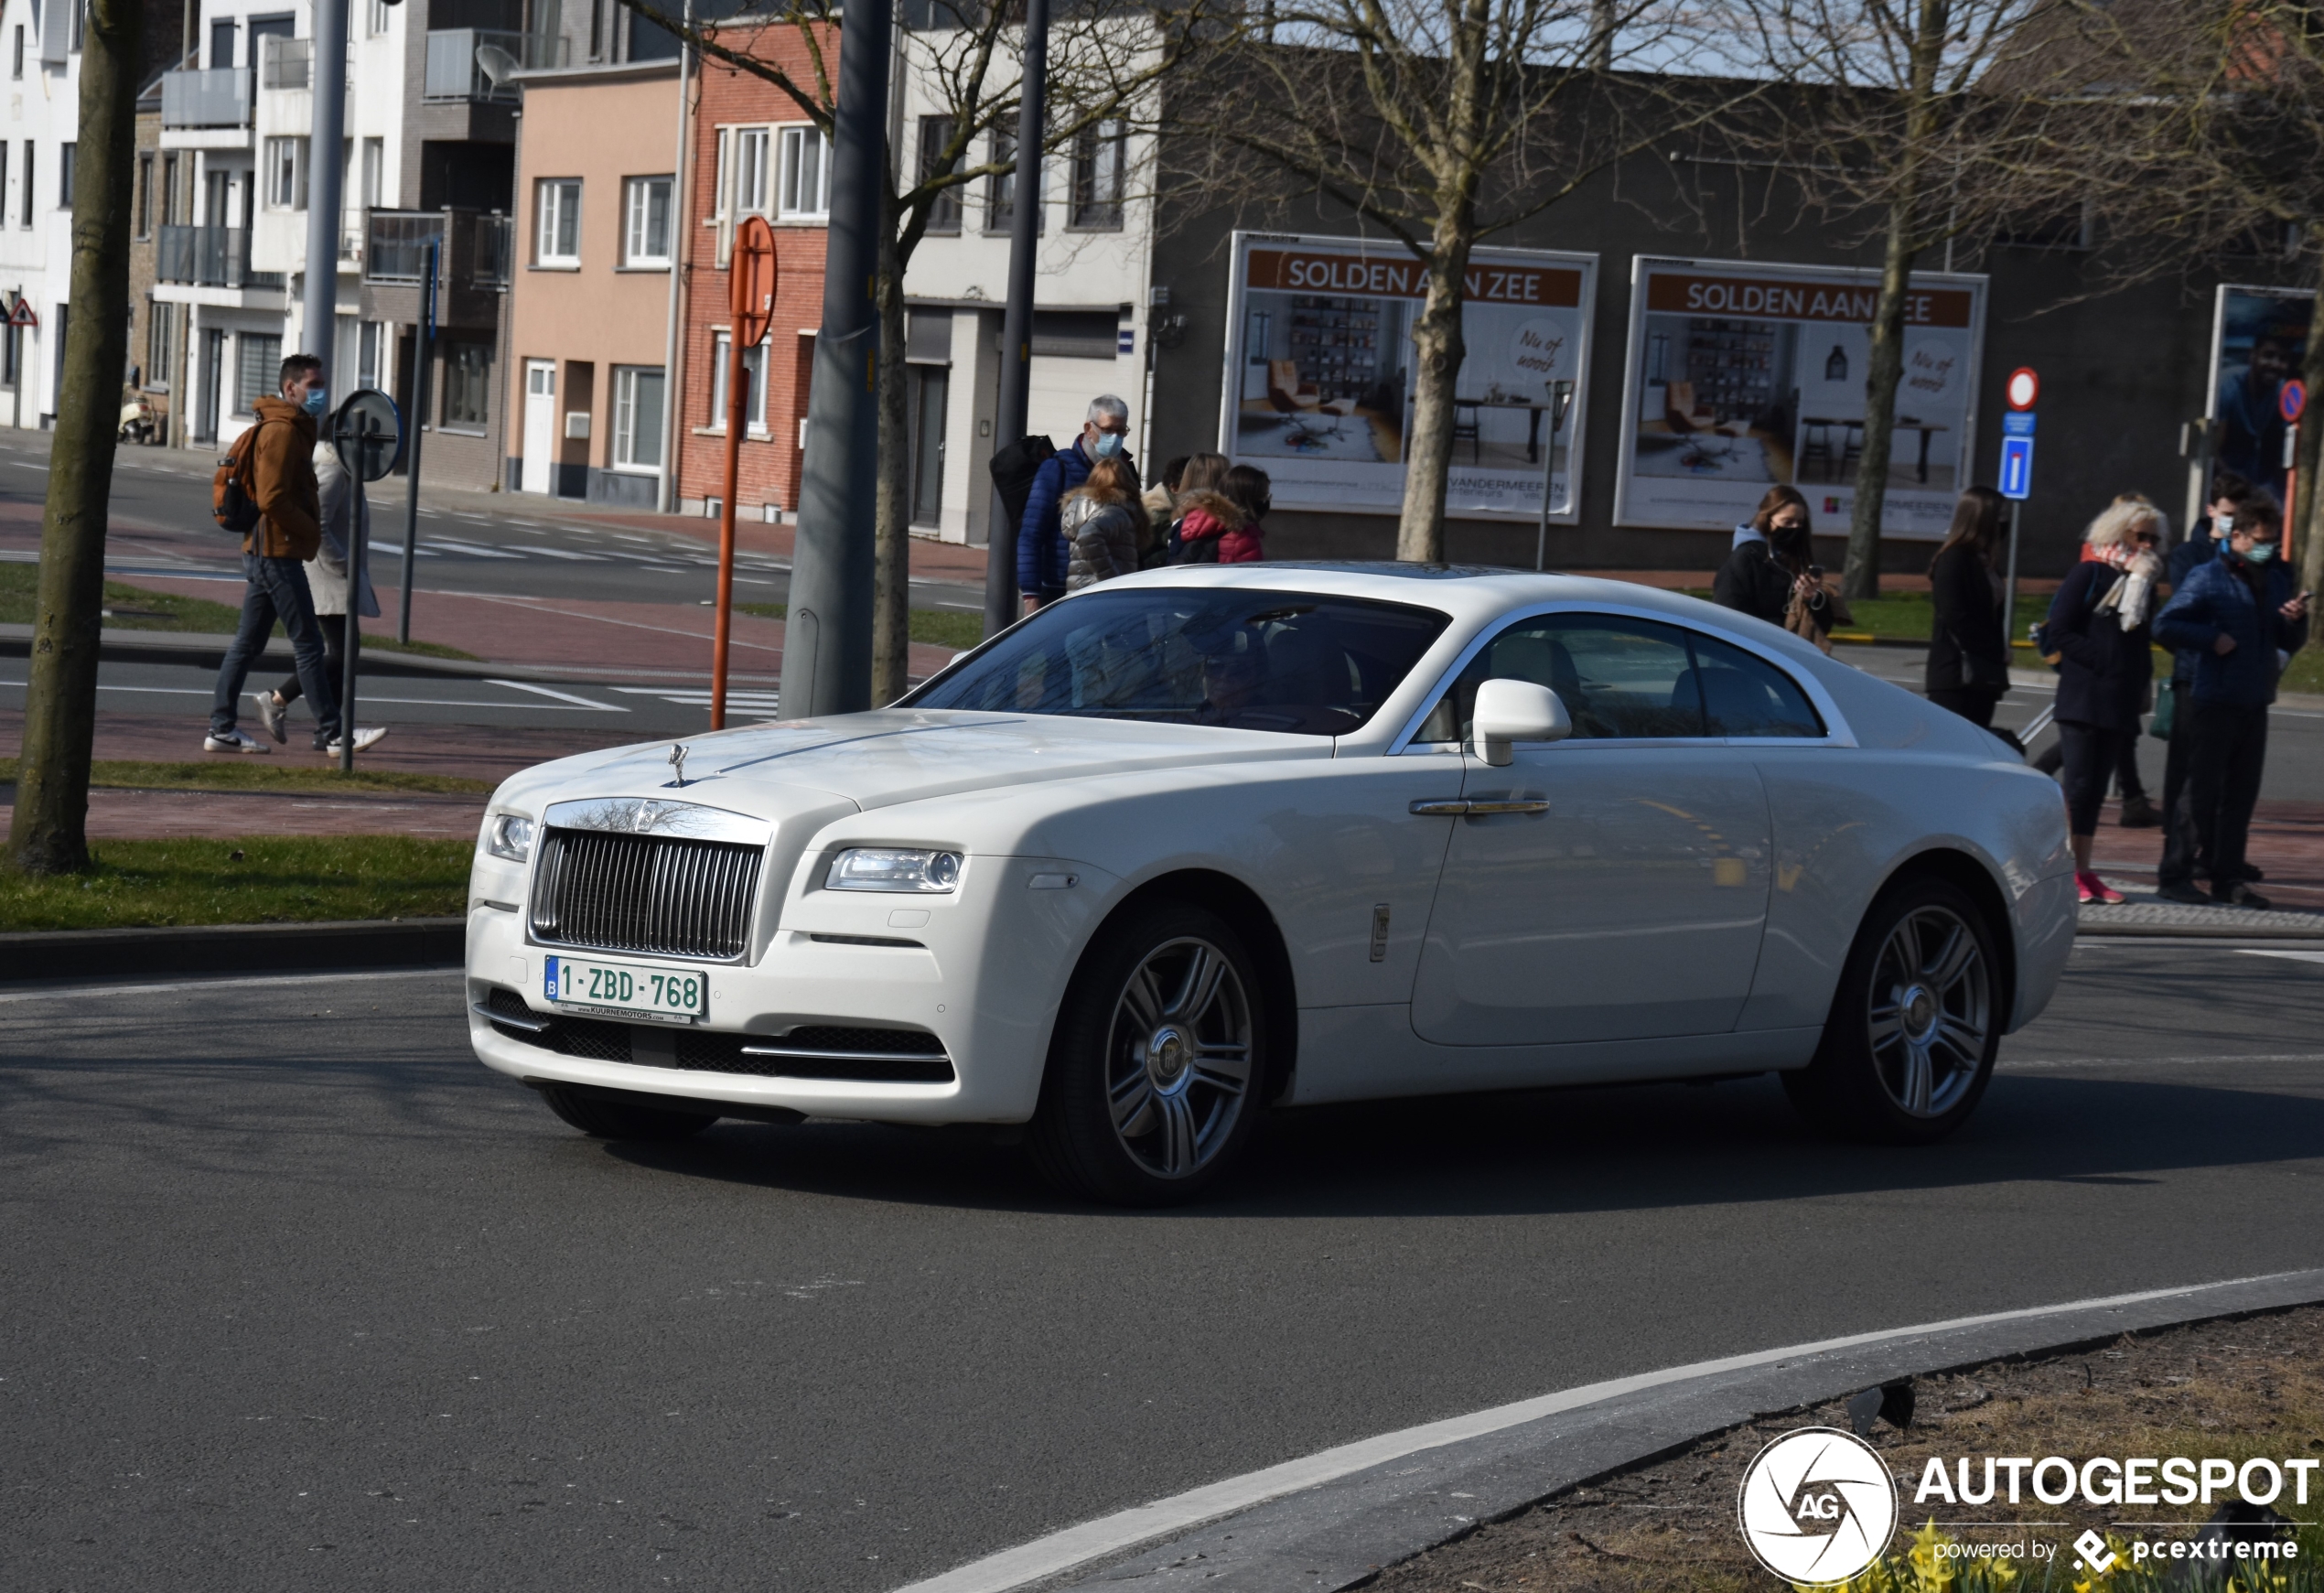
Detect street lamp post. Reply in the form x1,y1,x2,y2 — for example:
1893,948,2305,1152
981,0,1049,640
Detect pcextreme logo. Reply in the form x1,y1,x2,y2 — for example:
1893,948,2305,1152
1738,1426,1901,1585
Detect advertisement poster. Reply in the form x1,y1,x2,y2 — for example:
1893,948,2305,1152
1613,257,1988,540
2207,285,2311,509
1218,232,1598,520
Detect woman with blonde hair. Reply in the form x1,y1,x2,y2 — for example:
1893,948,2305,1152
1060,456,1148,591
2046,495,2166,902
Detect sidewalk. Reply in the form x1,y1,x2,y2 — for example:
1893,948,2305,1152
2079,796,2324,935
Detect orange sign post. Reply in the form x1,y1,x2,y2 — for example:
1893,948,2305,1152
714,216,779,730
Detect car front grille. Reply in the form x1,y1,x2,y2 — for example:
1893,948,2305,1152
479,987,952,1084
529,826,764,962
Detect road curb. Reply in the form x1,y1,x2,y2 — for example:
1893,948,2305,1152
2075,919,2324,940
899,1269,2324,1593
0,918,466,980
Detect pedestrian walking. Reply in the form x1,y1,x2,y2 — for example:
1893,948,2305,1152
1713,486,1843,646
1924,485,2010,729
1060,457,1147,592
2046,498,2165,904
1215,465,1271,563
2153,501,2312,908
1018,395,1136,616
204,355,347,755
2157,471,2254,856
252,437,387,752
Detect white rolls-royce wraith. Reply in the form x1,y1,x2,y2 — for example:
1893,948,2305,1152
465,565,2073,1203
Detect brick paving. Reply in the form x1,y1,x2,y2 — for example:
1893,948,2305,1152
2086,797,2324,910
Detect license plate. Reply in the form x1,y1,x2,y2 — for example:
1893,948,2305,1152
543,955,707,1022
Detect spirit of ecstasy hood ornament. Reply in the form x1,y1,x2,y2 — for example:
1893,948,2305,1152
666,742,689,788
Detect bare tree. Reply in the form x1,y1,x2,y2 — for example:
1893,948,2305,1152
9,0,145,874
1175,0,1746,562
1734,0,2103,599
619,0,1208,702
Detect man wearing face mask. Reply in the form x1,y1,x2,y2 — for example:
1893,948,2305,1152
2156,472,2251,858
2154,501,2311,907
205,354,349,755
1017,394,1138,616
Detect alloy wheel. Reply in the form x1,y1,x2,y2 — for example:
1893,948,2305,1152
1864,905,1991,1118
1103,936,1253,1179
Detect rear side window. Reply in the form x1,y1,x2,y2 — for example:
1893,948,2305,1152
1415,612,1824,742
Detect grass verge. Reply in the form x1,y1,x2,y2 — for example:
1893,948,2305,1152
738,601,984,651
0,758,495,797
0,835,471,931
0,560,479,660
1368,1305,2324,1592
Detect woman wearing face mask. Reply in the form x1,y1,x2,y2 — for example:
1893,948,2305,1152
2046,499,2166,904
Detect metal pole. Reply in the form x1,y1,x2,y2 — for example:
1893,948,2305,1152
339,470,365,771
397,239,436,643
301,0,348,383
714,328,746,729
1534,381,1572,572
981,0,1048,640
778,0,891,717
656,0,694,515
2002,498,2022,659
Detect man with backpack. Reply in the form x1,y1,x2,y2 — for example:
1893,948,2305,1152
204,353,379,755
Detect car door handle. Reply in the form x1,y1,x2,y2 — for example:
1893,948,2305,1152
1409,799,1551,816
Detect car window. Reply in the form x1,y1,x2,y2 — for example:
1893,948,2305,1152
905,588,1450,737
1688,631,1824,737
1414,613,1824,743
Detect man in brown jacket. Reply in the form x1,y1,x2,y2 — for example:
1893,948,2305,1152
206,354,368,754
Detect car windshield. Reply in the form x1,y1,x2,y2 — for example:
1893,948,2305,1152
906,587,1451,737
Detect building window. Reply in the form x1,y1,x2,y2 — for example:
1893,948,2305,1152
159,151,178,225
535,178,580,264
777,125,828,221
622,175,672,266
360,137,383,208
732,126,769,215
917,115,960,234
146,300,175,388
984,128,1038,233
58,143,73,210
70,0,83,51
18,140,31,227
359,320,385,389
367,0,390,35
233,333,282,416
134,152,152,236
441,340,492,427
11,26,21,78
1069,119,1124,230
707,331,767,433
264,137,306,210
613,366,664,469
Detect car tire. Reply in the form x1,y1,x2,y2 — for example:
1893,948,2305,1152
1782,876,2001,1146
536,1083,719,1141
1029,901,1267,1206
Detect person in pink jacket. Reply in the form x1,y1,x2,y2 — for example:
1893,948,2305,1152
1215,465,1270,563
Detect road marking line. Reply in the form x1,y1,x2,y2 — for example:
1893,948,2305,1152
485,678,623,710
0,967,460,1004
2240,950,2324,966
511,544,607,560
886,1271,2319,1593
0,679,620,710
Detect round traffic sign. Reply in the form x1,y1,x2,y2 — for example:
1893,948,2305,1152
2006,367,2039,411
2281,378,2307,424
330,388,403,482
732,214,779,349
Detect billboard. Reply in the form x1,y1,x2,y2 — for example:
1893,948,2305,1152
1218,231,1598,520
1613,257,1989,541
2207,285,2310,509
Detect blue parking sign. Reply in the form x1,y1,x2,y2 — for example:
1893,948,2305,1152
2000,435,2035,500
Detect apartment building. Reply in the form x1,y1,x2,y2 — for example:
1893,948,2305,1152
0,0,86,430
504,53,683,502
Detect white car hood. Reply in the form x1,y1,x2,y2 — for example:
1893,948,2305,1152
499,710,1330,817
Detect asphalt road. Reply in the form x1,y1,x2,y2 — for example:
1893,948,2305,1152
8,941,2324,1591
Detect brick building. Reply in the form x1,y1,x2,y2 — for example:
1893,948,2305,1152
671,22,832,522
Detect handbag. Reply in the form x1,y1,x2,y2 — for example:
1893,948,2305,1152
1952,630,2011,692
2148,678,2177,741
1784,585,1832,653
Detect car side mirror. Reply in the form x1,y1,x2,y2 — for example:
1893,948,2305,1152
1471,678,1571,766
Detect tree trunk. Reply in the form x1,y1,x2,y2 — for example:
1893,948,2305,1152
1397,231,1473,564
1844,206,1917,603
8,0,143,875
2297,230,2324,617
871,216,910,705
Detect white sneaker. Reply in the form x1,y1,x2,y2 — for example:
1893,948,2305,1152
203,728,270,754
252,689,287,743
321,727,389,755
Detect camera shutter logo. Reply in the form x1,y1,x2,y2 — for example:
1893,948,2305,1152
1737,1426,1899,1584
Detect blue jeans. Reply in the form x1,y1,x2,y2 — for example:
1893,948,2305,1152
210,553,340,741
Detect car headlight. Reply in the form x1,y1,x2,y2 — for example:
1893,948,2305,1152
825,846,962,893
484,813,536,863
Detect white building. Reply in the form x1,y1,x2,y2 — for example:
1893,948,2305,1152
0,0,88,429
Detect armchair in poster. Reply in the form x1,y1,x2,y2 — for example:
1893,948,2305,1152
1614,257,1989,540
1218,231,1598,520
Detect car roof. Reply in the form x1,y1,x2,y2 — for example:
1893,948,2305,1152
1099,561,1745,632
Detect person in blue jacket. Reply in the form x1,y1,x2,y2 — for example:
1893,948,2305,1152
2157,471,2252,872
2152,501,2311,908
1018,395,1136,616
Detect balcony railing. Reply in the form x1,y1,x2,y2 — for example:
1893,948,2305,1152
156,225,285,289
262,36,311,90
161,67,253,129
423,28,568,102
469,213,513,288
367,212,444,285
364,209,516,293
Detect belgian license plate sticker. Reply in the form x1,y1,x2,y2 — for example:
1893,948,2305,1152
544,955,707,1020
